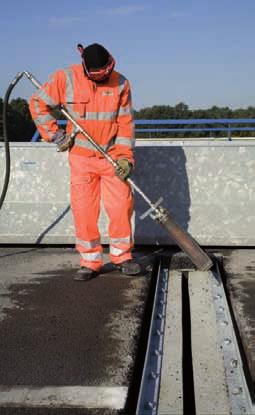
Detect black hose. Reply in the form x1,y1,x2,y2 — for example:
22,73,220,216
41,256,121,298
0,73,24,210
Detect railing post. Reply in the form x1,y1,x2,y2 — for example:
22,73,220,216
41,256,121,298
228,124,232,141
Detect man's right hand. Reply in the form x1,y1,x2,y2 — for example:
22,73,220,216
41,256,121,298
115,158,133,181
52,130,74,152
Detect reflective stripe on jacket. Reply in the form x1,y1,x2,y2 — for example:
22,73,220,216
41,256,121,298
29,65,135,163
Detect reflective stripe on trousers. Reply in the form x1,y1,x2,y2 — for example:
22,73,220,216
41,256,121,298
75,237,103,271
81,252,102,262
76,237,101,249
110,236,133,257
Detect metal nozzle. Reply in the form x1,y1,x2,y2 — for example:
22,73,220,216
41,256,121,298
139,197,164,220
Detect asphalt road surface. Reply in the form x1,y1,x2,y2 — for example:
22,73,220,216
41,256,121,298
0,247,153,414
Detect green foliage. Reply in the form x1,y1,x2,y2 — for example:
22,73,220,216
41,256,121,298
134,102,255,138
0,97,35,142
1,98,255,141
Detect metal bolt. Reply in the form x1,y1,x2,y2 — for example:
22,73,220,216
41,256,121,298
220,320,229,326
219,306,225,312
149,371,159,379
231,359,238,368
153,349,162,356
155,329,163,336
232,387,242,395
145,401,156,410
224,338,232,345
214,294,222,300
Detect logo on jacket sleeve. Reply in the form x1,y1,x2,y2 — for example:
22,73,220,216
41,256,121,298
102,90,114,96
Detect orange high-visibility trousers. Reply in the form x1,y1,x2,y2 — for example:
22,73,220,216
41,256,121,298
69,153,134,271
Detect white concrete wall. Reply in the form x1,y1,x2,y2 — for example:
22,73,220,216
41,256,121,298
0,140,255,246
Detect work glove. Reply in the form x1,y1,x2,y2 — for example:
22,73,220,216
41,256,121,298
52,129,74,152
115,158,133,181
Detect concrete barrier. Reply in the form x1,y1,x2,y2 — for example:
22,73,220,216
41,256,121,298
0,139,254,245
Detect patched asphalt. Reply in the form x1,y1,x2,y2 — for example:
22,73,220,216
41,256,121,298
0,247,152,413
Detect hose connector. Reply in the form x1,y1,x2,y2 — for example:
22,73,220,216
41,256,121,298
10,72,25,86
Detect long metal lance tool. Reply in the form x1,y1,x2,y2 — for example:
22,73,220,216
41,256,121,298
20,71,213,271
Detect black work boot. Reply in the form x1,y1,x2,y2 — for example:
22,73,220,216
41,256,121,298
74,267,99,281
116,259,141,276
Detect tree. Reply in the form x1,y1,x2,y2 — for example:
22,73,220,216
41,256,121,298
1,97,255,141
9,98,35,141
1,98,35,142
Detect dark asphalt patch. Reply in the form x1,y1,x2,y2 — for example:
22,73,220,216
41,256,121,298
0,408,121,415
0,267,149,387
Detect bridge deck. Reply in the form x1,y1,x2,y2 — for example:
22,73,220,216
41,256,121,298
0,247,151,413
223,249,255,385
1,247,255,414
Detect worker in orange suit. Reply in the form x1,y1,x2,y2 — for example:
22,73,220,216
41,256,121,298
29,43,141,280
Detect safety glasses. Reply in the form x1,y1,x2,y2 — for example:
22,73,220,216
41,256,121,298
83,56,115,82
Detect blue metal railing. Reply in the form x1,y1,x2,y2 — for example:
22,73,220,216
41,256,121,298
32,120,66,142
31,118,255,142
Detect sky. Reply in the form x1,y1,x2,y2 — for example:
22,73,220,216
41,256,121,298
1,0,255,110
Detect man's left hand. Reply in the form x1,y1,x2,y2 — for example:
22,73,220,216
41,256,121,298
52,129,74,152
115,158,133,181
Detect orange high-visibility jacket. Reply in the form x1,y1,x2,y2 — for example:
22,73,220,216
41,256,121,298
29,65,135,163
